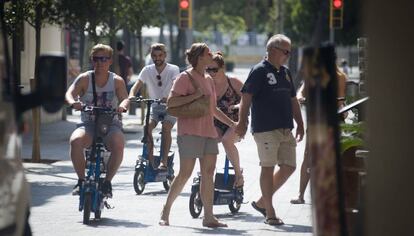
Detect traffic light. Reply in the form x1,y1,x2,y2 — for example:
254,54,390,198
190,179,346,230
178,0,192,29
330,0,343,29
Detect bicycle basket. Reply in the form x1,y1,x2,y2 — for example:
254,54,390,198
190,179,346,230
96,113,113,137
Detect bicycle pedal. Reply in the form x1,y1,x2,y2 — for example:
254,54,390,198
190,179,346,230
104,201,114,209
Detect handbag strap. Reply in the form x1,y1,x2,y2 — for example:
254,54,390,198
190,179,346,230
91,71,98,106
184,71,201,91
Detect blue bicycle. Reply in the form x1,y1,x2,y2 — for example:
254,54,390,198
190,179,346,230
78,106,119,224
129,97,175,194
189,157,244,218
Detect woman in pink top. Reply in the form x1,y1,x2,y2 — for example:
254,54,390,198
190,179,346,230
159,43,235,228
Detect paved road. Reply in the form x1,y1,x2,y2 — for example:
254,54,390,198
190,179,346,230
22,67,313,236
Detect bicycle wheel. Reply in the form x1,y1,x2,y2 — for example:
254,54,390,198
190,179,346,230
133,168,145,194
189,191,203,218
83,193,92,224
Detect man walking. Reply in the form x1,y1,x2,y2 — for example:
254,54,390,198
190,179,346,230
128,43,179,169
235,34,304,225
116,41,133,88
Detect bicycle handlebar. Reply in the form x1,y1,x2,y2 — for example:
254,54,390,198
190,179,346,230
129,96,164,105
81,105,124,115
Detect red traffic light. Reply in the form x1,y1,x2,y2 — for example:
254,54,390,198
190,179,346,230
179,0,189,9
333,0,343,9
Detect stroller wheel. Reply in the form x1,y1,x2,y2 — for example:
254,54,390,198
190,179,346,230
189,191,203,218
133,168,145,194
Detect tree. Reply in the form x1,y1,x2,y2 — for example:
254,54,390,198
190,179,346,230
283,0,361,46
55,0,159,69
3,0,59,82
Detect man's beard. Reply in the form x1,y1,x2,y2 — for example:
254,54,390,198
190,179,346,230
154,60,165,67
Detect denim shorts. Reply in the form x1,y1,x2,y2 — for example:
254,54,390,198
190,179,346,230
76,120,123,144
177,135,219,158
151,103,176,125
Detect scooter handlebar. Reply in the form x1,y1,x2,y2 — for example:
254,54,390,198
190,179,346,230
129,96,164,105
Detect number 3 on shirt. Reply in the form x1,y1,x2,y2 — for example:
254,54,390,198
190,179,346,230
267,73,277,85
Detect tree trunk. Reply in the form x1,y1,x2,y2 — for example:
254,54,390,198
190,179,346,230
79,31,85,71
137,29,143,70
168,22,177,64
310,0,329,46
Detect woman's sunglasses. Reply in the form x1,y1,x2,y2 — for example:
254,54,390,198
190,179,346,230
206,67,219,73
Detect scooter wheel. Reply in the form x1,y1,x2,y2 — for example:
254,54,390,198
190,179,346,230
133,169,145,195
83,193,92,224
95,209,101,220
229,199,241,213
189,191,203,218
163,175,174,191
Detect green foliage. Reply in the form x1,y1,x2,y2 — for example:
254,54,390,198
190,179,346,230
284,0,321,45
55,0,160,43
340,121,365,154
284,0,361,46
108,0,160,35
193,1,246,44
3,0,59,37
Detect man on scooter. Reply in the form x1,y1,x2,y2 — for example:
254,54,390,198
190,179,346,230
128,43,180,170
66,44,129,198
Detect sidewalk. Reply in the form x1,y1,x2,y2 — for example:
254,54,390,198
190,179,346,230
22,106,313,236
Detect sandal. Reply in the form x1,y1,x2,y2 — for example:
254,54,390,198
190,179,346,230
202,220,228,228
158,163,168,171
251,201,266,217
264,217,284,226
159,205,170,226
290,198,305,204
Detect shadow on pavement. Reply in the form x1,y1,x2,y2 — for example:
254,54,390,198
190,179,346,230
25,164,77,180
171,224,250,235
86,218,150,228
30,181,72,207
214,211,313,232
276,223,313,233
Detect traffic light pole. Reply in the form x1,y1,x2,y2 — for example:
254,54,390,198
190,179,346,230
330,28,335,43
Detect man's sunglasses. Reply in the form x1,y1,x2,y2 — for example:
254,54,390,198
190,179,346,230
206,67,219,73
92,56,111,62
157,75,162,87
274,46,291,56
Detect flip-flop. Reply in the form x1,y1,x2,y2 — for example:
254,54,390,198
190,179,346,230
290,198,305,204
202,221,228,228
158,164,168,171
159,206,170,226
158,219,169,226
251,201,266,217
264,217,284,226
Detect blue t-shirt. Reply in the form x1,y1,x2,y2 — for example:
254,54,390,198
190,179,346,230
241,60,296,133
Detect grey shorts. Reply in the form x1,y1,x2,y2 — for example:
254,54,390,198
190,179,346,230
151,103,176,125
177,135,219,158
76,121,123,144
